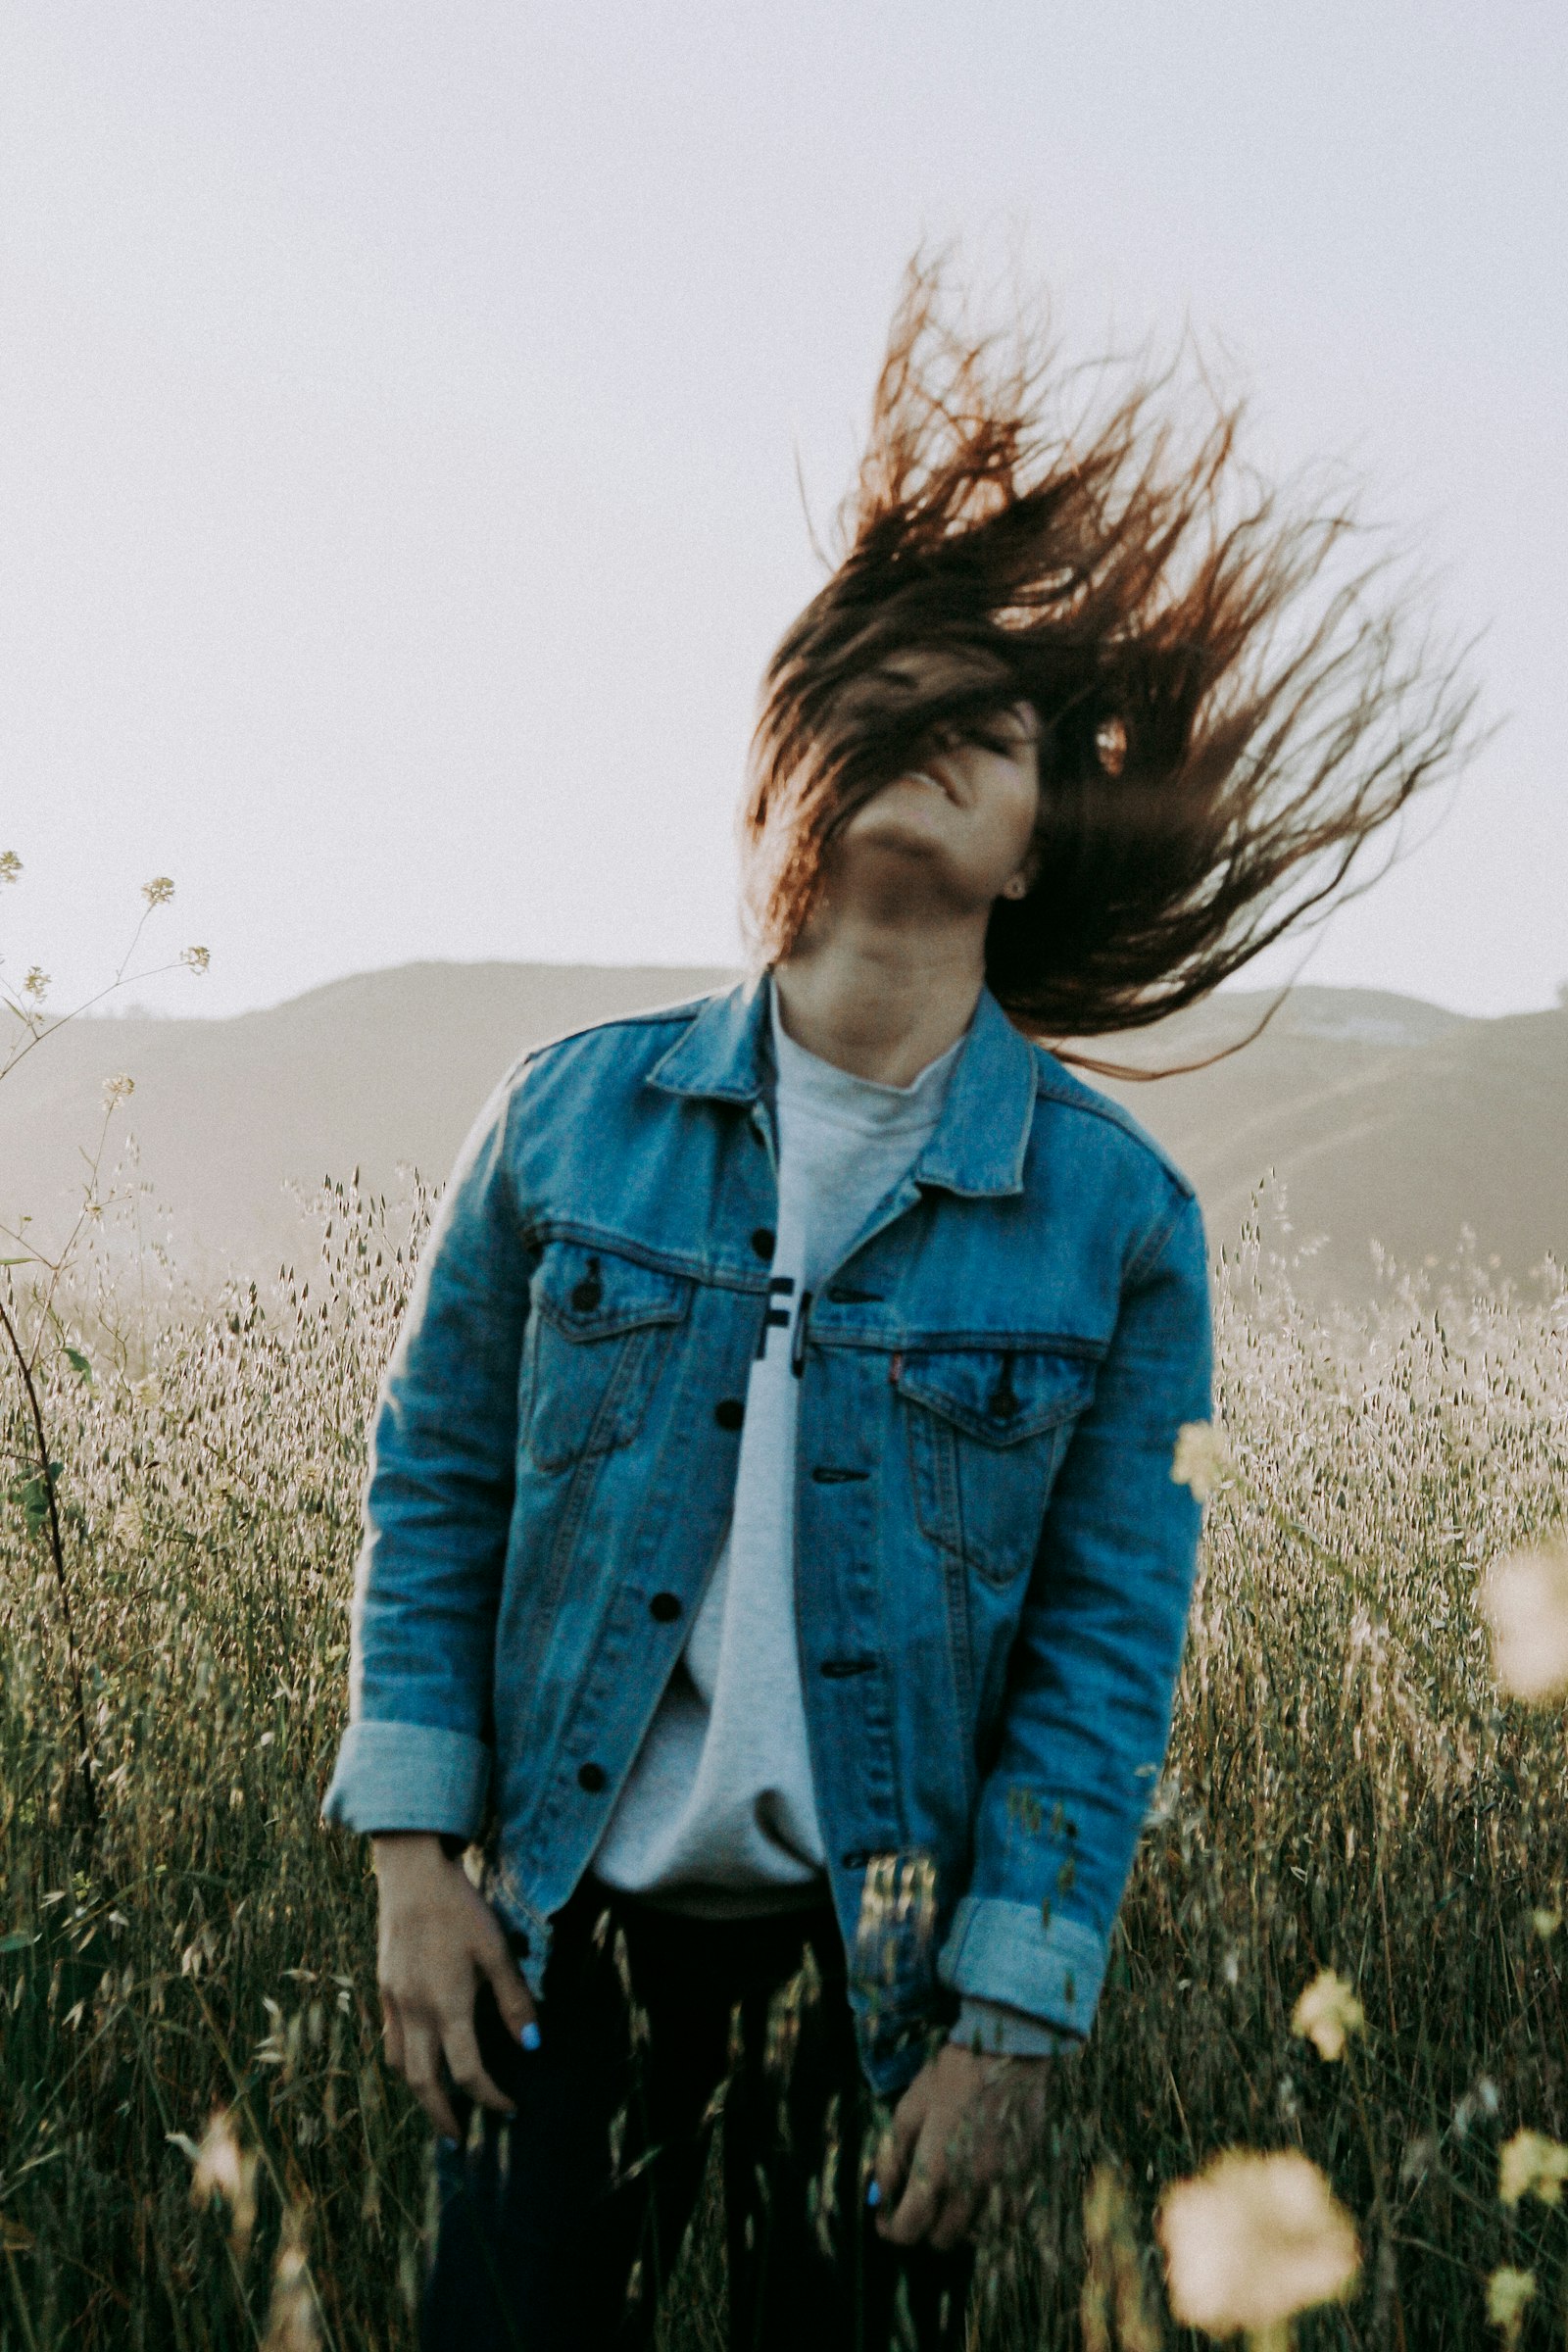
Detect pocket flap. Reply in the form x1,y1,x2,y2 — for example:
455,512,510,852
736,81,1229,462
898,1347,1097,1446
532,1243,689,1341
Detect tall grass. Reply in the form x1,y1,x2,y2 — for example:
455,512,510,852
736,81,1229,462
1,1179,1565,2347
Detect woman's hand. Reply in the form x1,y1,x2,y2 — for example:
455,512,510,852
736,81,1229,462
872,2041,1051,2250
371,1832,538,2141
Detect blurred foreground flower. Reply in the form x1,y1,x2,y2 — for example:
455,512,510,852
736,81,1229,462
170,2107,259,2256
1171,1420,1232,1503
262,2211,320,2350
1481,1537,1568,1702
1081,2165,1160,2352
0,849,21,884
1453,2075,1501,2138
142,875,175,907
1487,2267,1536,2345
103,1073,135,1106
1291,1969,1364,2062
1157,2149,1359,2345
182,944,211,974
1498,2129,1568,2208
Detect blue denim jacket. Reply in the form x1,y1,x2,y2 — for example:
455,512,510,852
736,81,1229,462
324,974,1212,2093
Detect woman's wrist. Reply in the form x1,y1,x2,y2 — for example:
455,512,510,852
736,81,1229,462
950,1994,1079,2059
369,1830,453,1877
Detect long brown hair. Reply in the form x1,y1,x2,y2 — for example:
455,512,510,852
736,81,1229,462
740,255,1480,1078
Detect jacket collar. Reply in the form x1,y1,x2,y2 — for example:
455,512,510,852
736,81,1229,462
646,969,774,1104
646,970,1038,1200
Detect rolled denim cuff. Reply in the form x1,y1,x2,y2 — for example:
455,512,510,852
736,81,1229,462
937,1895,1106,2039
950,1995,1080,2059
321,1719,490,1839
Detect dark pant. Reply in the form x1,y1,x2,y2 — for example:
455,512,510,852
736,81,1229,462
420,1877,973,2351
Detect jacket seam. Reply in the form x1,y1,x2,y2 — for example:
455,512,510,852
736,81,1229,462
514,1219,773,1293
1123,1183,1198,1288
818,1327,1107,1357
1028,1060,1198,1201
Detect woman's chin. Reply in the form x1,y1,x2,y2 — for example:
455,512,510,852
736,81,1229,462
826,825,984,922
839,798,953,866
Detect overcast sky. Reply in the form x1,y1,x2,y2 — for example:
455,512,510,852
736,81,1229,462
3,2,1563,1024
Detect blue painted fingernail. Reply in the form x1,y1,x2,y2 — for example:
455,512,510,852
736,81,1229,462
865,2180,881,2209
520,2020,542,2051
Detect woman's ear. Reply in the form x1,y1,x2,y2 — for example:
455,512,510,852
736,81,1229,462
1001,834,1043,901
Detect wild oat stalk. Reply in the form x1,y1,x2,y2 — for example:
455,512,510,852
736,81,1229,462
0,1051,1564,2344
0,1294,97,1833
0,858,211,1833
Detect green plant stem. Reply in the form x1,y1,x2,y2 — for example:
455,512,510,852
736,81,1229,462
187,1978,342,2352
0,1291,98,1833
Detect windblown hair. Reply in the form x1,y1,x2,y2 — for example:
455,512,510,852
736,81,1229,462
740,256,1478,1076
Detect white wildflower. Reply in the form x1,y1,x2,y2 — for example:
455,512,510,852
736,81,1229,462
1171,1420,1232,1502
1157,2148,1359,2337
1480,1537,1568,1702
1498,2129,1568,2209
1291,1969,1365,2062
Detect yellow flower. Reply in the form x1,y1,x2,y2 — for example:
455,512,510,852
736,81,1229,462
0,849,21,884
1157,2149,1359,2337
1171,1420,1232,1503
1487,2267,1536,2343
141,875,175,907
1481,1538,1568,1702
1291,1969,1365,2062
22,966,49,1004
1498,2129,1568,2208
182,944,211,974
103,1072,136,1105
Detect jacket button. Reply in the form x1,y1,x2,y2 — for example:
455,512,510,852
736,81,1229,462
576,1762,606,1793
570,1255,604,1312
750,1227,775,1259
714,1398,745,1431
649,1592,682,1622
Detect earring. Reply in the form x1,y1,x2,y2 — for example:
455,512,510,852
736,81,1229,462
1003,875,1028,901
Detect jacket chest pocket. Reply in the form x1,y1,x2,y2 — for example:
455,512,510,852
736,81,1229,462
898,1347,1099,1588
522,1243,690,1474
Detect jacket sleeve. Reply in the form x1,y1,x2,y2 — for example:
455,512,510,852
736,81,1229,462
936,1183,1213,2040
321,1057,534,1838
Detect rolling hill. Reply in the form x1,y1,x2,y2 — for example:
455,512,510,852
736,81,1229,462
2,962,1562,1309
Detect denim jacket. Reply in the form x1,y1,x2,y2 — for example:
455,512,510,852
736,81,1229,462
323,974,1212,2094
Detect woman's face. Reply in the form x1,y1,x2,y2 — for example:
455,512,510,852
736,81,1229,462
829,653,1042,915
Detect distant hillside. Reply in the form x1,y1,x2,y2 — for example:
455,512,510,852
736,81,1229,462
2,962,1562,1308
1087,988,1564,1301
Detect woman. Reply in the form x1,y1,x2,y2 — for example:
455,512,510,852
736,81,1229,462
323,258,1470,2349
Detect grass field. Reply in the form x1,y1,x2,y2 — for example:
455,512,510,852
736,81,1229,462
2,1177,1566,2348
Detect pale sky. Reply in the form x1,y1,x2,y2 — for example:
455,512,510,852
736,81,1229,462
3,2,1564,1024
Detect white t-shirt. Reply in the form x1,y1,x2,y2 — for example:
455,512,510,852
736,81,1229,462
592,990,961,1905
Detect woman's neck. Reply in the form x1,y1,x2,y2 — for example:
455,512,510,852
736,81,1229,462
771,906,986,1087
